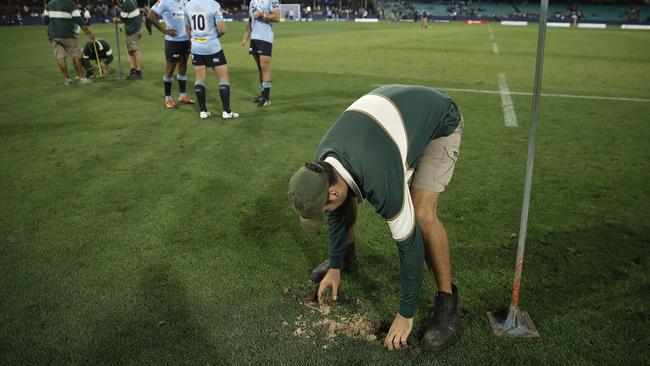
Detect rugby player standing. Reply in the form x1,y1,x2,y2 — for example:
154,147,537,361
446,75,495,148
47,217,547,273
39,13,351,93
147,0,195,109
184,0,239,120
242,0,280,107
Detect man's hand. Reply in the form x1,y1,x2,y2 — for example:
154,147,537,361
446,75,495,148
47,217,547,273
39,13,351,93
164,28,177,37
252,11,263,19
317,268,340,302
384,313,413,351
113,17,120,23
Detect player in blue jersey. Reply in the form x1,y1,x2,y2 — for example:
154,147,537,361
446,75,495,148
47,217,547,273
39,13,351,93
148,0,195,109
185,0,238,120
242,0,280,107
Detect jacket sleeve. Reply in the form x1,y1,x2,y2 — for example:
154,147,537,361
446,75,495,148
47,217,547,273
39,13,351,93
326,205,351,269
395,223,424,318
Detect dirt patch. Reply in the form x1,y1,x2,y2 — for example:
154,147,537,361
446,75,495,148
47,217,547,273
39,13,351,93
314,314,378,341
283,288,379,344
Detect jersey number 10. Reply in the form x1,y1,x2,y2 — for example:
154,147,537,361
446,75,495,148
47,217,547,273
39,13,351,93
191,13,206,31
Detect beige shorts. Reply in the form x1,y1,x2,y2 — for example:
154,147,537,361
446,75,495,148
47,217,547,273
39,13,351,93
125,31,142,53
411,119,464,192
52,38,82,60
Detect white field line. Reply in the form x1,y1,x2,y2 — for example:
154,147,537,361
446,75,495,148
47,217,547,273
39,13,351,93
431,87,650,103
369,85,650,103
492,43,500,54
498,73,518,127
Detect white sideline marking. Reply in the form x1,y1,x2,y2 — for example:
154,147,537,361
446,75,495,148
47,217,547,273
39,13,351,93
492,43,500,54
498,73,518,127
369,85,650,103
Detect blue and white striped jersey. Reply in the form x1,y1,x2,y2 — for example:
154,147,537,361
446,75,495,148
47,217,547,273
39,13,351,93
151,0,189,42
184,0,225,55
249,0,280,44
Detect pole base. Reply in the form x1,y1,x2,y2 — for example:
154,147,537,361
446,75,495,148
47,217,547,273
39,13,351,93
487,304,540,337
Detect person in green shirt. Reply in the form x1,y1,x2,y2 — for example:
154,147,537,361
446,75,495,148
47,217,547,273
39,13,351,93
43,0,95,85
289,84,464,352
113,0,143,79
81,39,113,78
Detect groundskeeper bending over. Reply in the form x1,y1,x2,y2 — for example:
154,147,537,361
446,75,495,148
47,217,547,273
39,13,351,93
288,84,464,352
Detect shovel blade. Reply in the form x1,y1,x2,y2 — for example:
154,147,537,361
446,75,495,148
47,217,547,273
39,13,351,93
487,305,540,337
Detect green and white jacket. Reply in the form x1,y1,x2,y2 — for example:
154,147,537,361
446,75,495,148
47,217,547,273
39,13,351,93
315,84,461,318
120,0,142,36
43,0,84,39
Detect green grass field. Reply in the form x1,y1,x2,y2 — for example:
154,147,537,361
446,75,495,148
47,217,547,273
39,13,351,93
1,20,649,364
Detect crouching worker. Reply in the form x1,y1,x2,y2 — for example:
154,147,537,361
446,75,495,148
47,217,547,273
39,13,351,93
288,84,464,352
82,39,113,78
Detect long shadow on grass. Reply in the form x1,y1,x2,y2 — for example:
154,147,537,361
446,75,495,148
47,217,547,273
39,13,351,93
82,262,224,364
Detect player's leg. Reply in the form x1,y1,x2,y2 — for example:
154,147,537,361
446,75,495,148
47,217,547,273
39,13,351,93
163,40,178,108
193,57,209,118
163,60,178,108
258,54,272,106
213,54,238,119
177,43,193,104
250,53,264,103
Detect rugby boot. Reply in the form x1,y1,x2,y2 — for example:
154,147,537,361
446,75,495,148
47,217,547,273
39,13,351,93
178,95,195,104
251,95,263,104
199,111,211,119
164,98,178,109
421,284,459,352
309,241,358,283
222,111,240,120
257,98,271,107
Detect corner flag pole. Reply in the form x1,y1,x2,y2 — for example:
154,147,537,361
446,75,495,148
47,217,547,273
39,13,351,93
487,0,549,338
114,21,123,80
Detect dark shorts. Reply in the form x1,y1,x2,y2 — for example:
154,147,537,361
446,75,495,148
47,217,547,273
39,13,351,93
191,50,227,68
165,40,191,61
248,39,273,57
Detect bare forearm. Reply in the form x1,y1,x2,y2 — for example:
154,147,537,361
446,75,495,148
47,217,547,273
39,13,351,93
146,11,165,33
